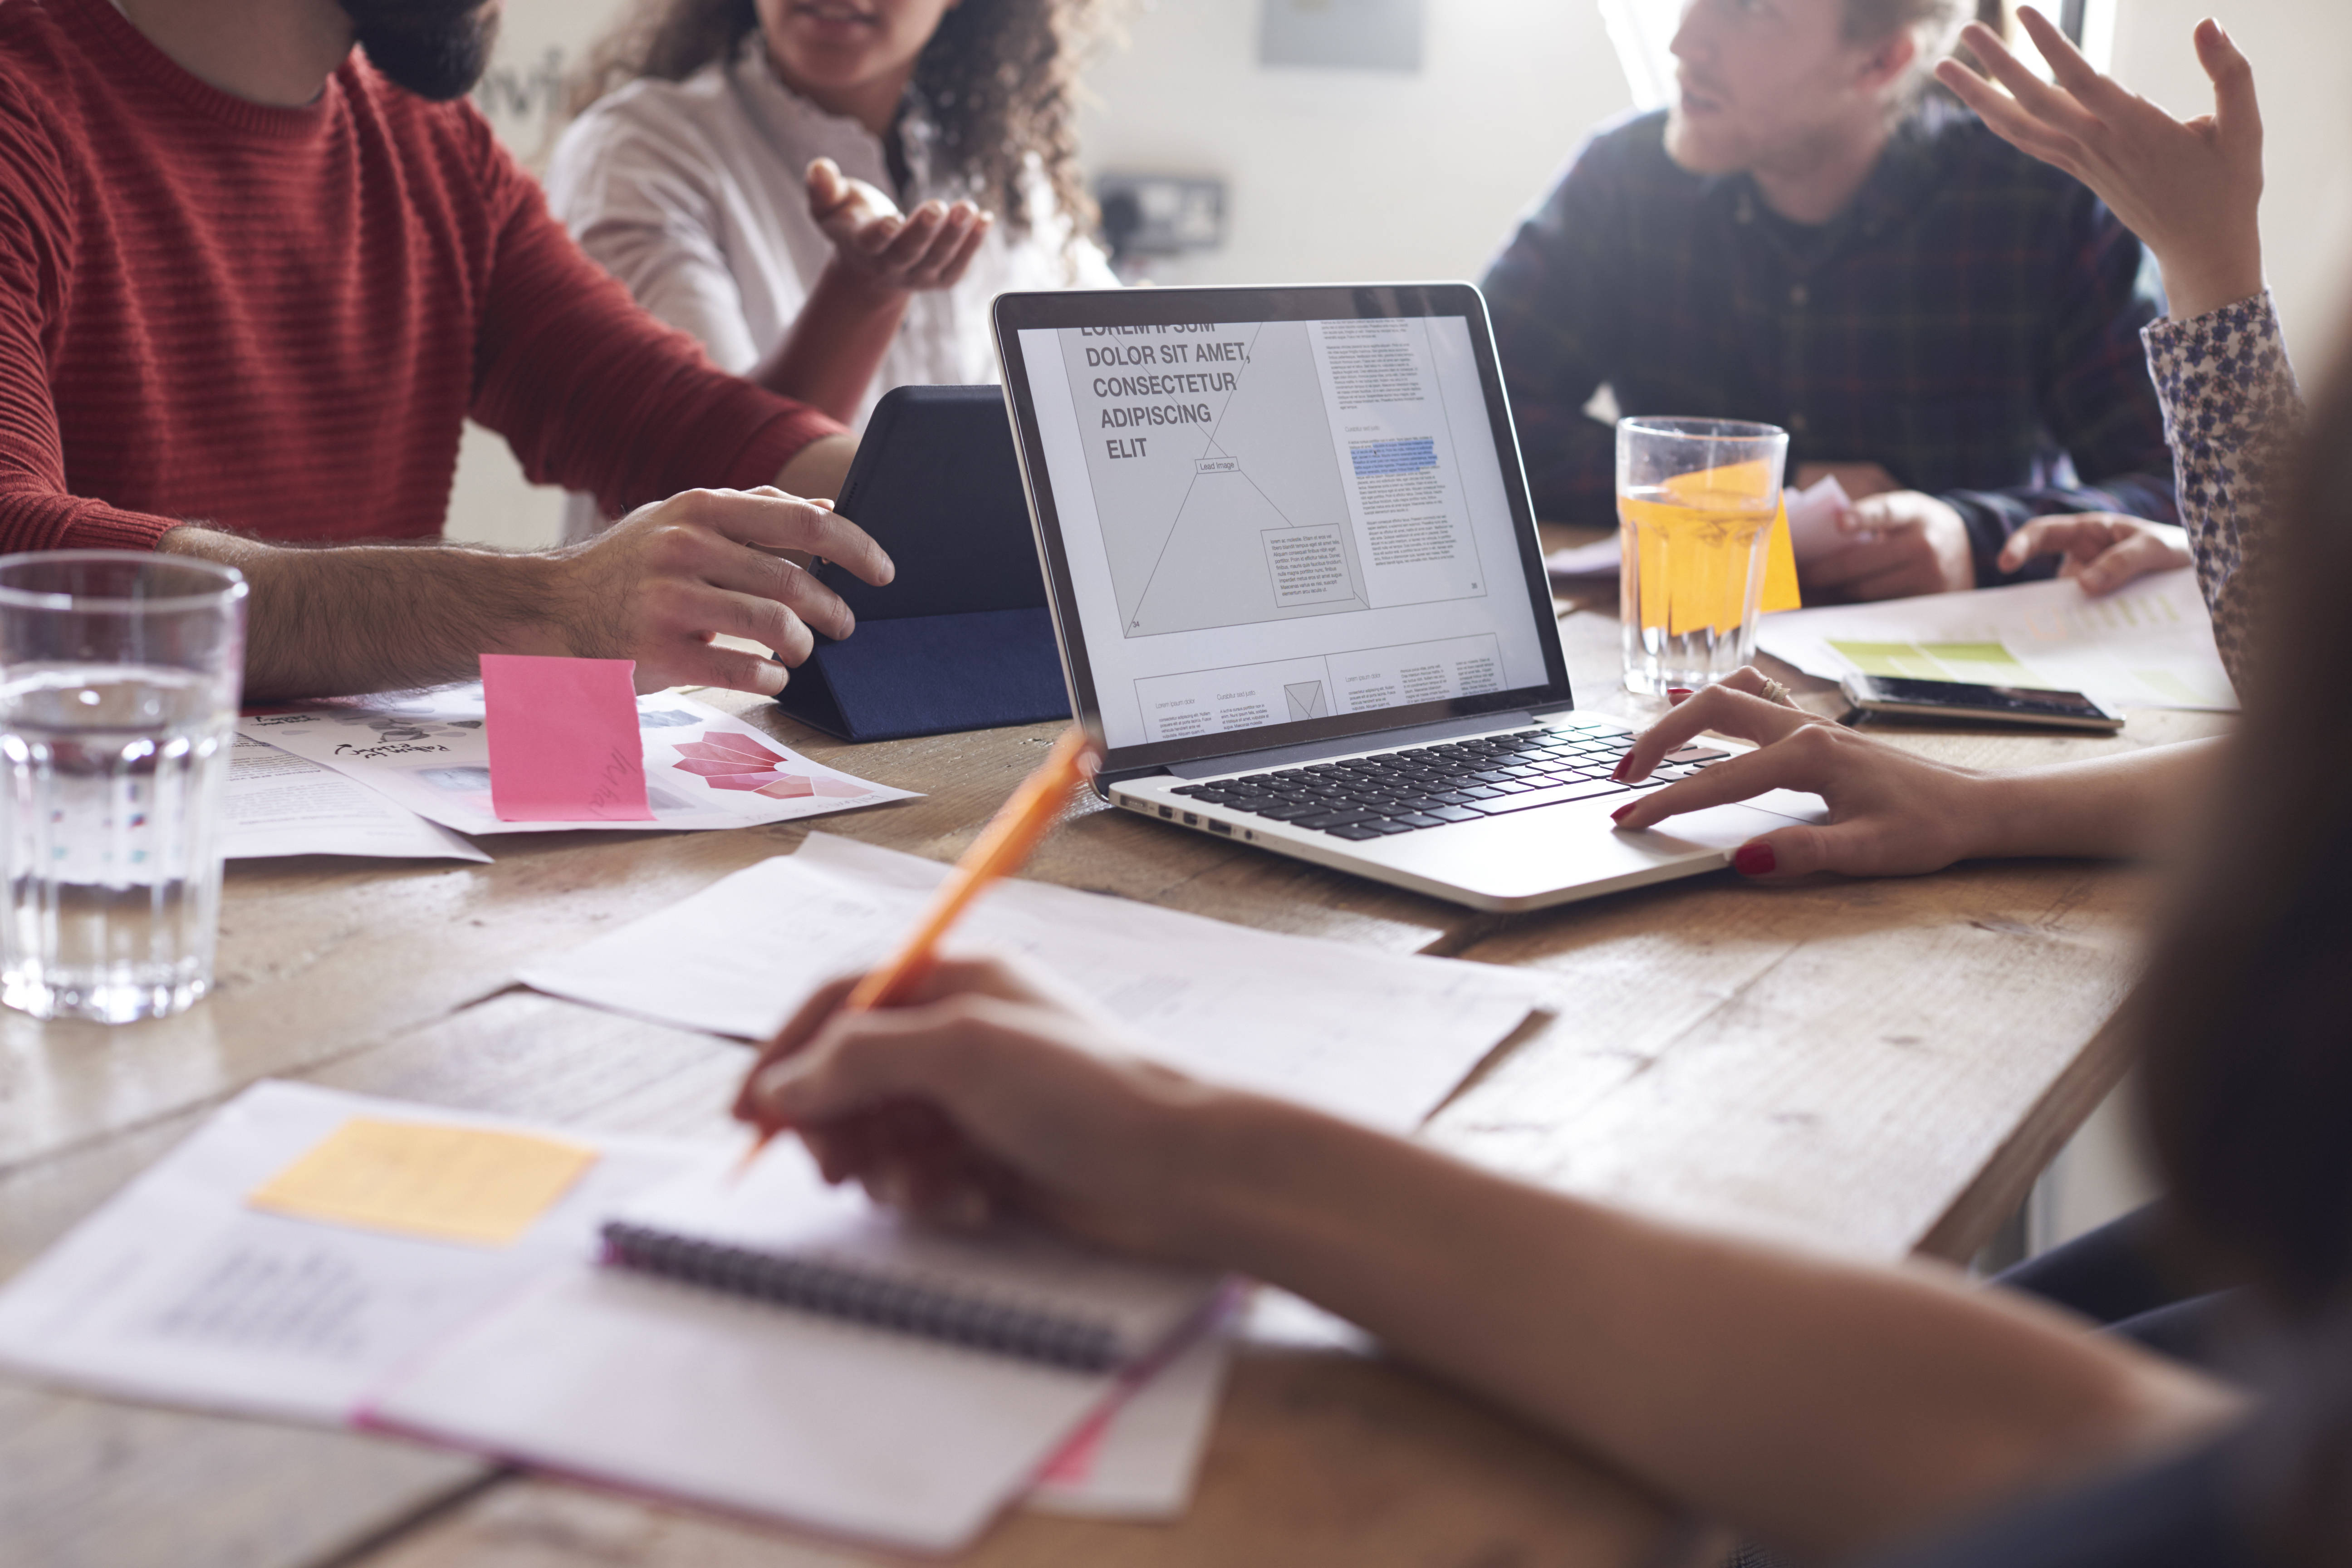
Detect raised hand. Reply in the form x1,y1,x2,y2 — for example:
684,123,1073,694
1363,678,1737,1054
1996,513,2192,594
1934,7,2263,321
805,156,993,293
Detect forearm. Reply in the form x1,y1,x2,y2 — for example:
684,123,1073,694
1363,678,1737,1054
158,527,569,702
752,260,908,424
1945,471,2179,586
2142,293,2297,692
1175,1096,2237,1561
1968,739,2222,862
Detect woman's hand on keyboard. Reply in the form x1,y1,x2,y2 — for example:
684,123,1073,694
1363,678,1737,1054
735,956,1229,1256
1608,676,1989,880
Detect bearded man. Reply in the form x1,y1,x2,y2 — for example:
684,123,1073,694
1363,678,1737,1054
0,0,884,699
1484,0,2186,602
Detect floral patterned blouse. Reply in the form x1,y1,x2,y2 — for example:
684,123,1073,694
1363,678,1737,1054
2141,291,2301,691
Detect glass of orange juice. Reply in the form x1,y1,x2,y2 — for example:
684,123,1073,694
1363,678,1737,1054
1617,416,1788,695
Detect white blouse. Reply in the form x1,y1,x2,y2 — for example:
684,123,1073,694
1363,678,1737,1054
545,35,1116,538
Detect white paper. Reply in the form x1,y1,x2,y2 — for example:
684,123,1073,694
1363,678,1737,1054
240,687,917,835
1784,474,1863,563
518,833,1548,1134
1757,568,2237,712
1028,1324,1232,1518
0,1081,700,1426
223,732,490,862
369,1264,1117,1555
1543,534,1621,579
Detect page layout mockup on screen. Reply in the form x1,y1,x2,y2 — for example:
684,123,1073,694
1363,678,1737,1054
1019,315,1550,751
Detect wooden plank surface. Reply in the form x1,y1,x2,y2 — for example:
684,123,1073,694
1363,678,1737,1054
0,550,2229,1568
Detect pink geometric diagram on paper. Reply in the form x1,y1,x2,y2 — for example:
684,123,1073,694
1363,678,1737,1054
670,732,868,800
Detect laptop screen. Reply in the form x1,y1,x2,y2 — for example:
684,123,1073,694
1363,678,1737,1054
995,284,1570,773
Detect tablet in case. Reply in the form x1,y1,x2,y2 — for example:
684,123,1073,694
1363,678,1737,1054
775,385,1072,743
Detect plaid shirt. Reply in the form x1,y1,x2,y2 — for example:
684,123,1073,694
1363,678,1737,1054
1481,105,2176,585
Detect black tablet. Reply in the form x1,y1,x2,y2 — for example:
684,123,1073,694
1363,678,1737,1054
816,384,1044,620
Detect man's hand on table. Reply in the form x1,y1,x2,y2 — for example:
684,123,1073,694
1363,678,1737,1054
158,477,892,702
1997,513,2192,594
1799,489,1977,601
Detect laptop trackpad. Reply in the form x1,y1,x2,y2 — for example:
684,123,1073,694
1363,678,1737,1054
1643,789,1830,850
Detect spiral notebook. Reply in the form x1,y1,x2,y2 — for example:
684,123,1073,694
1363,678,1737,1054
366,1143,1222,1553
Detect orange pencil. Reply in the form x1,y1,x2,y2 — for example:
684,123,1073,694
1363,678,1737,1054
734,724,1099,1174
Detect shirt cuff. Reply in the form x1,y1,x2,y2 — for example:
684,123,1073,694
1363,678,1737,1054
0,495,179,554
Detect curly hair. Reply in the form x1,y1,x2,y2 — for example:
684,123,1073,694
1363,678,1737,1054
569,0,1109,249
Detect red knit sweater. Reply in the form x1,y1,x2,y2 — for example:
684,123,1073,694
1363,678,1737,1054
0,0,843,553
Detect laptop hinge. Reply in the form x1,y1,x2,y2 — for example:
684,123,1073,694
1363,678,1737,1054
1152,710,1541,781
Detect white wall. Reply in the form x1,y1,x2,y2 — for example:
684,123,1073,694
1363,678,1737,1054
2109,0,2352,366
1074,0,1628,286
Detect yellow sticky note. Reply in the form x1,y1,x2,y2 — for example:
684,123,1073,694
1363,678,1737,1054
247,1117,600,1247
1760,497,1802,614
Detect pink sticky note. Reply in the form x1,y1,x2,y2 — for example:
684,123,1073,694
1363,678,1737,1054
481,654,655,823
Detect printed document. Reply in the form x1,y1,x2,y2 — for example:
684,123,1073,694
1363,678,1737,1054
1758,568,2237,712
242,688,916,835
517,833,1548,1133
224,732,489,862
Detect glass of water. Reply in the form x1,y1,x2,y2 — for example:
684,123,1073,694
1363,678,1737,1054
1617,417,1788,695
0,552,247,1023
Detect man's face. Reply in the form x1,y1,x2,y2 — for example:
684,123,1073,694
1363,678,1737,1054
337,0,502,102
1665,0,1894,176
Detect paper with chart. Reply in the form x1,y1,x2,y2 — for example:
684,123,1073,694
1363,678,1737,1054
519,833,1546,1133
0,1080,699,1425
224,732,490,862
1758,568,2237,711
1026,315,1553,750
241,687,916,835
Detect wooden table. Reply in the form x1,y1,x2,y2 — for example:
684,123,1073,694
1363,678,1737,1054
0,543,2230,1568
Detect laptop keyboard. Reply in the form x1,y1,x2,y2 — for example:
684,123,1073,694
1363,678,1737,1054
1167,716,1730,841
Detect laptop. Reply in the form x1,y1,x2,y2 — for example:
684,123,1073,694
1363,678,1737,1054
991,283,1826,911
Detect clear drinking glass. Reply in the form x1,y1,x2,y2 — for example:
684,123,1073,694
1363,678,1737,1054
0,552,247,1022
1617,417,1788,695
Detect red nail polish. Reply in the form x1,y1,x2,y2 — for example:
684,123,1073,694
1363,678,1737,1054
1610,802,1636,823
1732,842,1777,877
1667,686,1694,707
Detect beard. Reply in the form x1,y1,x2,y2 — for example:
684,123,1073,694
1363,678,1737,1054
337,0,501,102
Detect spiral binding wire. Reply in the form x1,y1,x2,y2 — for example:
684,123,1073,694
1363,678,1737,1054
599,1221,1124,1373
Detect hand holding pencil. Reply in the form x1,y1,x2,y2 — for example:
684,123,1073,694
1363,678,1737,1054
730,725,1100,1173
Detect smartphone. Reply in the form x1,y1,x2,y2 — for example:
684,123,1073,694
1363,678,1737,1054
1839,674,2125,733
